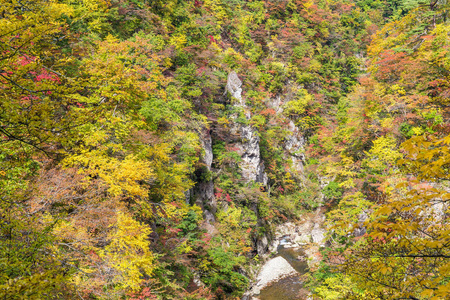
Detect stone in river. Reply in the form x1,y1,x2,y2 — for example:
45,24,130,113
252,256,298,295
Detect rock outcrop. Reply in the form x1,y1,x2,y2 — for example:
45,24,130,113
225,71,243,104
193,130,217,233
266,89,306,177
227,71,268,185
263,208,326,272
268,209,326,251
285,120,306,175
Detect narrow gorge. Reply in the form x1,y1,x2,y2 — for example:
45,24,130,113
189,71,328,300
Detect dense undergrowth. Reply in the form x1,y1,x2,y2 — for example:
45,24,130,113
1,0,450,299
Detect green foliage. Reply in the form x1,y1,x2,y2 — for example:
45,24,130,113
175,63,204,98
140,93,189,131
177,210,201,236
399,122,414,138
313,273,367,299
212,141,242,170
285,89,314,117
322,181,343,201
204,246,249,294
249,114,266,129
196,205,256,294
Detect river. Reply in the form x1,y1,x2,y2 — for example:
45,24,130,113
258,245,310,300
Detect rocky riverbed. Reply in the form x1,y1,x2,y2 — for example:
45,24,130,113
244,208,326,300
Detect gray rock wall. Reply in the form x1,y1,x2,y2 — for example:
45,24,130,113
193,130,217,230
227,71,268,185
266,89,306,176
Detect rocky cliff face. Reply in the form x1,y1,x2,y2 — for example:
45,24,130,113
227,71,268,185
189,71,327,298
193,71,316,255
266,89,306,177
285,120,306,175
193,129,217,231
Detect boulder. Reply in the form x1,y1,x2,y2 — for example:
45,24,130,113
252,256,298,295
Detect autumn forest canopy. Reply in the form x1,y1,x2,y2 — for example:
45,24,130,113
1,0,450,299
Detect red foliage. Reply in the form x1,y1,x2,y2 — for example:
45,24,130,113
207,35,216,44
225,193,232,202
375,50,408,81
214,187,223,199
201,233,211,243
260,108,276,116
128,287,158,300
225,145,240,152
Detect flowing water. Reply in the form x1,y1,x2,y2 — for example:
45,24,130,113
259,245,309,300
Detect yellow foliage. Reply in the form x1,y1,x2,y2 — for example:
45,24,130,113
284,89,314,116
169,34,188,50
101,211,154,291
390,84,406,95
324,154,358,189
163,202,202,222
314,274,366,300
218,116,230,127
380,117,394,130
411,126,424,135
203,0,229,26
363,135,402,173
65,149,154,199
82,0,110,11
326,192,373,235
216,206,256,255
